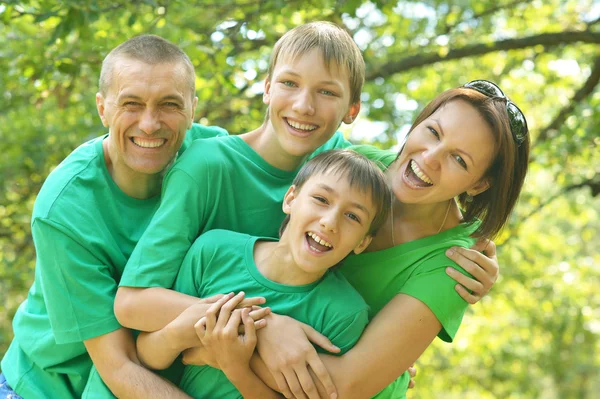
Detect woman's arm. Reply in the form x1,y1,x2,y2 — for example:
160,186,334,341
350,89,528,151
253,294,441,399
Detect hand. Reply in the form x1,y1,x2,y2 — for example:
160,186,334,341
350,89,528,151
256,313,340,399
445,239,499,304
194,293,260,372
407,364,417,389
165,292,269,351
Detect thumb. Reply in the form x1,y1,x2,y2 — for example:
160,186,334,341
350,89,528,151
301,323,340,353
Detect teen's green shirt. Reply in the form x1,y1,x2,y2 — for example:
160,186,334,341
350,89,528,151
174,230,369,399
0,124,227,399
345,144,479,399
120,132,351,289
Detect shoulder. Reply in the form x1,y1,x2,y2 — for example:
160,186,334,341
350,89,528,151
179,124,229,154
192,229,252,252
320,270,369,313
33,136,106,220
349,144,397,170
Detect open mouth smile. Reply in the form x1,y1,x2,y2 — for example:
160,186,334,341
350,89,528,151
405,160,433,187
285,118,319,134
306,231,333,253
130,137,167,148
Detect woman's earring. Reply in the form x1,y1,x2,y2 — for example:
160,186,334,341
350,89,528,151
465,193,473,202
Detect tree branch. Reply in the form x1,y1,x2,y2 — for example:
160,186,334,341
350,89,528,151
535,54,600,145
367,30,600,80
442,0,531,35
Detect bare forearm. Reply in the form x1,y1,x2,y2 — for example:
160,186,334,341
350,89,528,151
226,366,282,399
136,329,184,370
250,353,280,391
105,361,191,399
115,287,200,331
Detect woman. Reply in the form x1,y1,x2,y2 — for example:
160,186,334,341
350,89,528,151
252,80,530,399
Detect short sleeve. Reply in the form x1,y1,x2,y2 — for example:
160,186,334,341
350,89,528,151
399,253,470,342
322,309,369,355
33,218,121,344
121,167,208,289
350,145,397,170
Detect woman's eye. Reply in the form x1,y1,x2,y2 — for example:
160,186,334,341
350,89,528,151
428,127,439,138
454,154,467,169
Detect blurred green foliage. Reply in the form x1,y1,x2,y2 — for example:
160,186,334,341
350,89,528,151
1,1,598,397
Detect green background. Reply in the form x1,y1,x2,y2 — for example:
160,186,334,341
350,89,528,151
1,1,598,398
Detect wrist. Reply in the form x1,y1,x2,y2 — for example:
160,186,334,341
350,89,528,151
223,363,254,384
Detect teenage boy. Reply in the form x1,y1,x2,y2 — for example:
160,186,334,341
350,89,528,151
0,35,229,399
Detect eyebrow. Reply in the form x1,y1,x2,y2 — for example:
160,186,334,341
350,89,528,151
279,70,343,89
431,118,475,165
117,93,185,103
316,183,372,217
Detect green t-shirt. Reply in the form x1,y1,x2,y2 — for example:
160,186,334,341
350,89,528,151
345,144,479,399
1,124,227,399
174,230,369,399
120,131,351,290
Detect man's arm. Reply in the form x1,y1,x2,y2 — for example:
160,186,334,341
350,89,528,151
84,328,191,398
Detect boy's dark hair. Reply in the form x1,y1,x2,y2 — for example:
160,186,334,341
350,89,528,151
279,149,391,237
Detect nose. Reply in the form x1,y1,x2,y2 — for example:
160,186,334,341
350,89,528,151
320,209,339,233
138,107,161,135
422,145,442,170
292,89,315,116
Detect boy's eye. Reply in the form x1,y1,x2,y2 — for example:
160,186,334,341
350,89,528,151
428,127,440,138
454,154,467,169
346,212,361,223
282,81,297,87
320,89,337,96
313,196,328,204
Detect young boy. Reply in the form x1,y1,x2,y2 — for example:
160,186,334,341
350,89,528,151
136,150,392,398
114,21,364,340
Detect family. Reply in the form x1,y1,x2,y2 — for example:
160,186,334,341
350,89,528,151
0,21,529,399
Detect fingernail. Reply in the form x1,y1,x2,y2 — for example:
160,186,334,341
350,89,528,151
238,291,245,296
331,394,338,399
446,267,453,275
446,248,454,256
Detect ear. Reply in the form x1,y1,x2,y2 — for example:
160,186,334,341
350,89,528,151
189,96,198,129
263,76,272,105
468,178,491,197
96,92,108,128
352,234,373,255
343,102,361,124
282,185,297,215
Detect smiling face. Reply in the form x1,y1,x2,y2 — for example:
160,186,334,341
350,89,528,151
390,99,496,205
96,57,197,177
262,48,360,160
281,171,374,277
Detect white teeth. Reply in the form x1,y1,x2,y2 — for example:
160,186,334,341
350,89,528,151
287,119,318,131
307,232,332,248
132,137,166,148
410,160,433,185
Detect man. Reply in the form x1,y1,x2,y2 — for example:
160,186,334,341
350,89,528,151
0,34,229,398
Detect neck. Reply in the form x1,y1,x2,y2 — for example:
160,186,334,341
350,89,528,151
240,124,306,172
254,240,325,286
368,198,459,251
102,139,163,199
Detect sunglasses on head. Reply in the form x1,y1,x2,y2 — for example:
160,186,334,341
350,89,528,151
463,80,529,147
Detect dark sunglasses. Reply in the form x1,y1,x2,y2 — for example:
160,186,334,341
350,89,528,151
463,80,529,147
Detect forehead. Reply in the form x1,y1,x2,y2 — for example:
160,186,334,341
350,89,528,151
108,58,191,98
430,100,496,161
304,171,375,205
274,48,350,85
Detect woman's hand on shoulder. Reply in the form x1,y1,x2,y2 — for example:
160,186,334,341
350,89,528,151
445,239,499,304
256,313,340,399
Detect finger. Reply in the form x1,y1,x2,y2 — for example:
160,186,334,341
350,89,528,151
237,296,267,308
472,238,497,257
272,372,293,399
217,292,246,330
445,267,485,294
205,292,236,330
446,248,494,284
249,306,271,321
306,352,337,399
454,283,480,305
408,365,417,377
224,309,243,337
242,308,257,346
238,318,267,334
282,368,307,399
194,317,207,340
302,324,340,353
408,379,415,389
295,364,320,399
202,293,226,304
